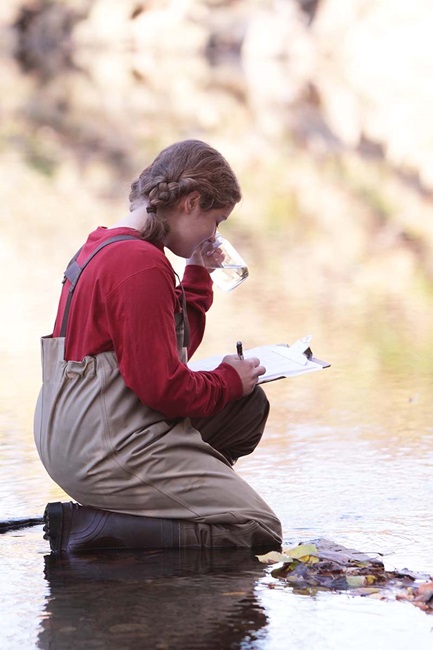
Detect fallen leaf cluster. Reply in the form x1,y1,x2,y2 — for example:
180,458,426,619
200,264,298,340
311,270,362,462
396,580,433,613
257,539,433,614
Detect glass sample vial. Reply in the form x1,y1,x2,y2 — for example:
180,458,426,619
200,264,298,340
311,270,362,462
206,232,249,292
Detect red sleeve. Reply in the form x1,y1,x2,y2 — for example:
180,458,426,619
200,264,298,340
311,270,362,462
106,265,242,419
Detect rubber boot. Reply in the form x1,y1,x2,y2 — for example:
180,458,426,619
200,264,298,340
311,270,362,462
43,502,281,553
43,502,180,553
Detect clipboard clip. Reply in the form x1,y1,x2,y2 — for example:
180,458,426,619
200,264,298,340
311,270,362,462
279,335,313,365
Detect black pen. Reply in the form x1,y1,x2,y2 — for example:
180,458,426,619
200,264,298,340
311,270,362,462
236,341,244,360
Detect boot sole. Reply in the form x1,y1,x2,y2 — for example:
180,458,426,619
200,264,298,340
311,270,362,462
43,502,64,553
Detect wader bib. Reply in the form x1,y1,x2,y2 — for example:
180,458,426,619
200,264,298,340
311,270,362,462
34,236,282,548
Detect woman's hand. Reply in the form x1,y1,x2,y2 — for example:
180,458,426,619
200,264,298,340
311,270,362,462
186,239,224,270
222,354,266,396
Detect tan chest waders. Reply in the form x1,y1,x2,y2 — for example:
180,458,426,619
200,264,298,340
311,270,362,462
35,235,282,550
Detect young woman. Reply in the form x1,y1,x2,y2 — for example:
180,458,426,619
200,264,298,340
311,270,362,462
34,139,282,552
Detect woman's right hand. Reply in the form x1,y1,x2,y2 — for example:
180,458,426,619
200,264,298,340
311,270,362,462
187,238,224,271
222,354,266,396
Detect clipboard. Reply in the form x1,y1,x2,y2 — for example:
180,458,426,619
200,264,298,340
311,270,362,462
188,336,331,384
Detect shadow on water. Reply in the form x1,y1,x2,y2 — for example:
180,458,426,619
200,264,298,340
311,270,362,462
39,548,268,650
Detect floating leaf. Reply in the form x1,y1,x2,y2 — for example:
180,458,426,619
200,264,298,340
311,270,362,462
271,561,300,578
285,544,318,560
256,551,292,565
256,544,319,565
346,575,377,588
296,554,320,565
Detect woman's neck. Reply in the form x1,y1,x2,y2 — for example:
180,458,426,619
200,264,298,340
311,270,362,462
108,206,148,231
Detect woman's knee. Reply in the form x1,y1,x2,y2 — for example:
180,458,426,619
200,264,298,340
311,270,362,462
240,385,270,432
226,387,270,460
250,385,270,420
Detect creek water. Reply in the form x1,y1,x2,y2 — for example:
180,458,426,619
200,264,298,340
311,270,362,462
1,226,433,649
2,7,433,643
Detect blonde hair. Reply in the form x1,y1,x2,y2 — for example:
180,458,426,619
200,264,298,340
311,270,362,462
129,139,241,242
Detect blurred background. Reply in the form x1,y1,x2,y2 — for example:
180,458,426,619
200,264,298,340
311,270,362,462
2,2,433,647
1,0,433,529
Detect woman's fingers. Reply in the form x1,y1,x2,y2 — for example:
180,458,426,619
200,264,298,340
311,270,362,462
221,355,266,394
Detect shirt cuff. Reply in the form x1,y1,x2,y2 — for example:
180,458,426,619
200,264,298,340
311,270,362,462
216,362,244,400
183,264,213,287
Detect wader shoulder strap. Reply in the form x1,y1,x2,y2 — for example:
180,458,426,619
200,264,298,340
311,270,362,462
174,272,190,349
59,235,191,350
59,234,139,337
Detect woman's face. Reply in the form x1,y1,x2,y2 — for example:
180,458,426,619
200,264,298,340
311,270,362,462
164,194,234,258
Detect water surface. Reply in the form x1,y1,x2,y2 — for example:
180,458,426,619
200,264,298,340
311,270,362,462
1,263,433,648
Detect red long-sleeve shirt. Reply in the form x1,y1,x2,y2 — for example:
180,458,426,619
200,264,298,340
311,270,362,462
53,227,242,418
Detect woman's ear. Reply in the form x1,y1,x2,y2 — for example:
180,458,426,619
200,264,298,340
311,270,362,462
183,191,201,213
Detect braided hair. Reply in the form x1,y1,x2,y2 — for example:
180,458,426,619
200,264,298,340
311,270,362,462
129,140,241,243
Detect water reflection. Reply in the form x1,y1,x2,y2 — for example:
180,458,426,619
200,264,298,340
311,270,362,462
38,548,268,650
